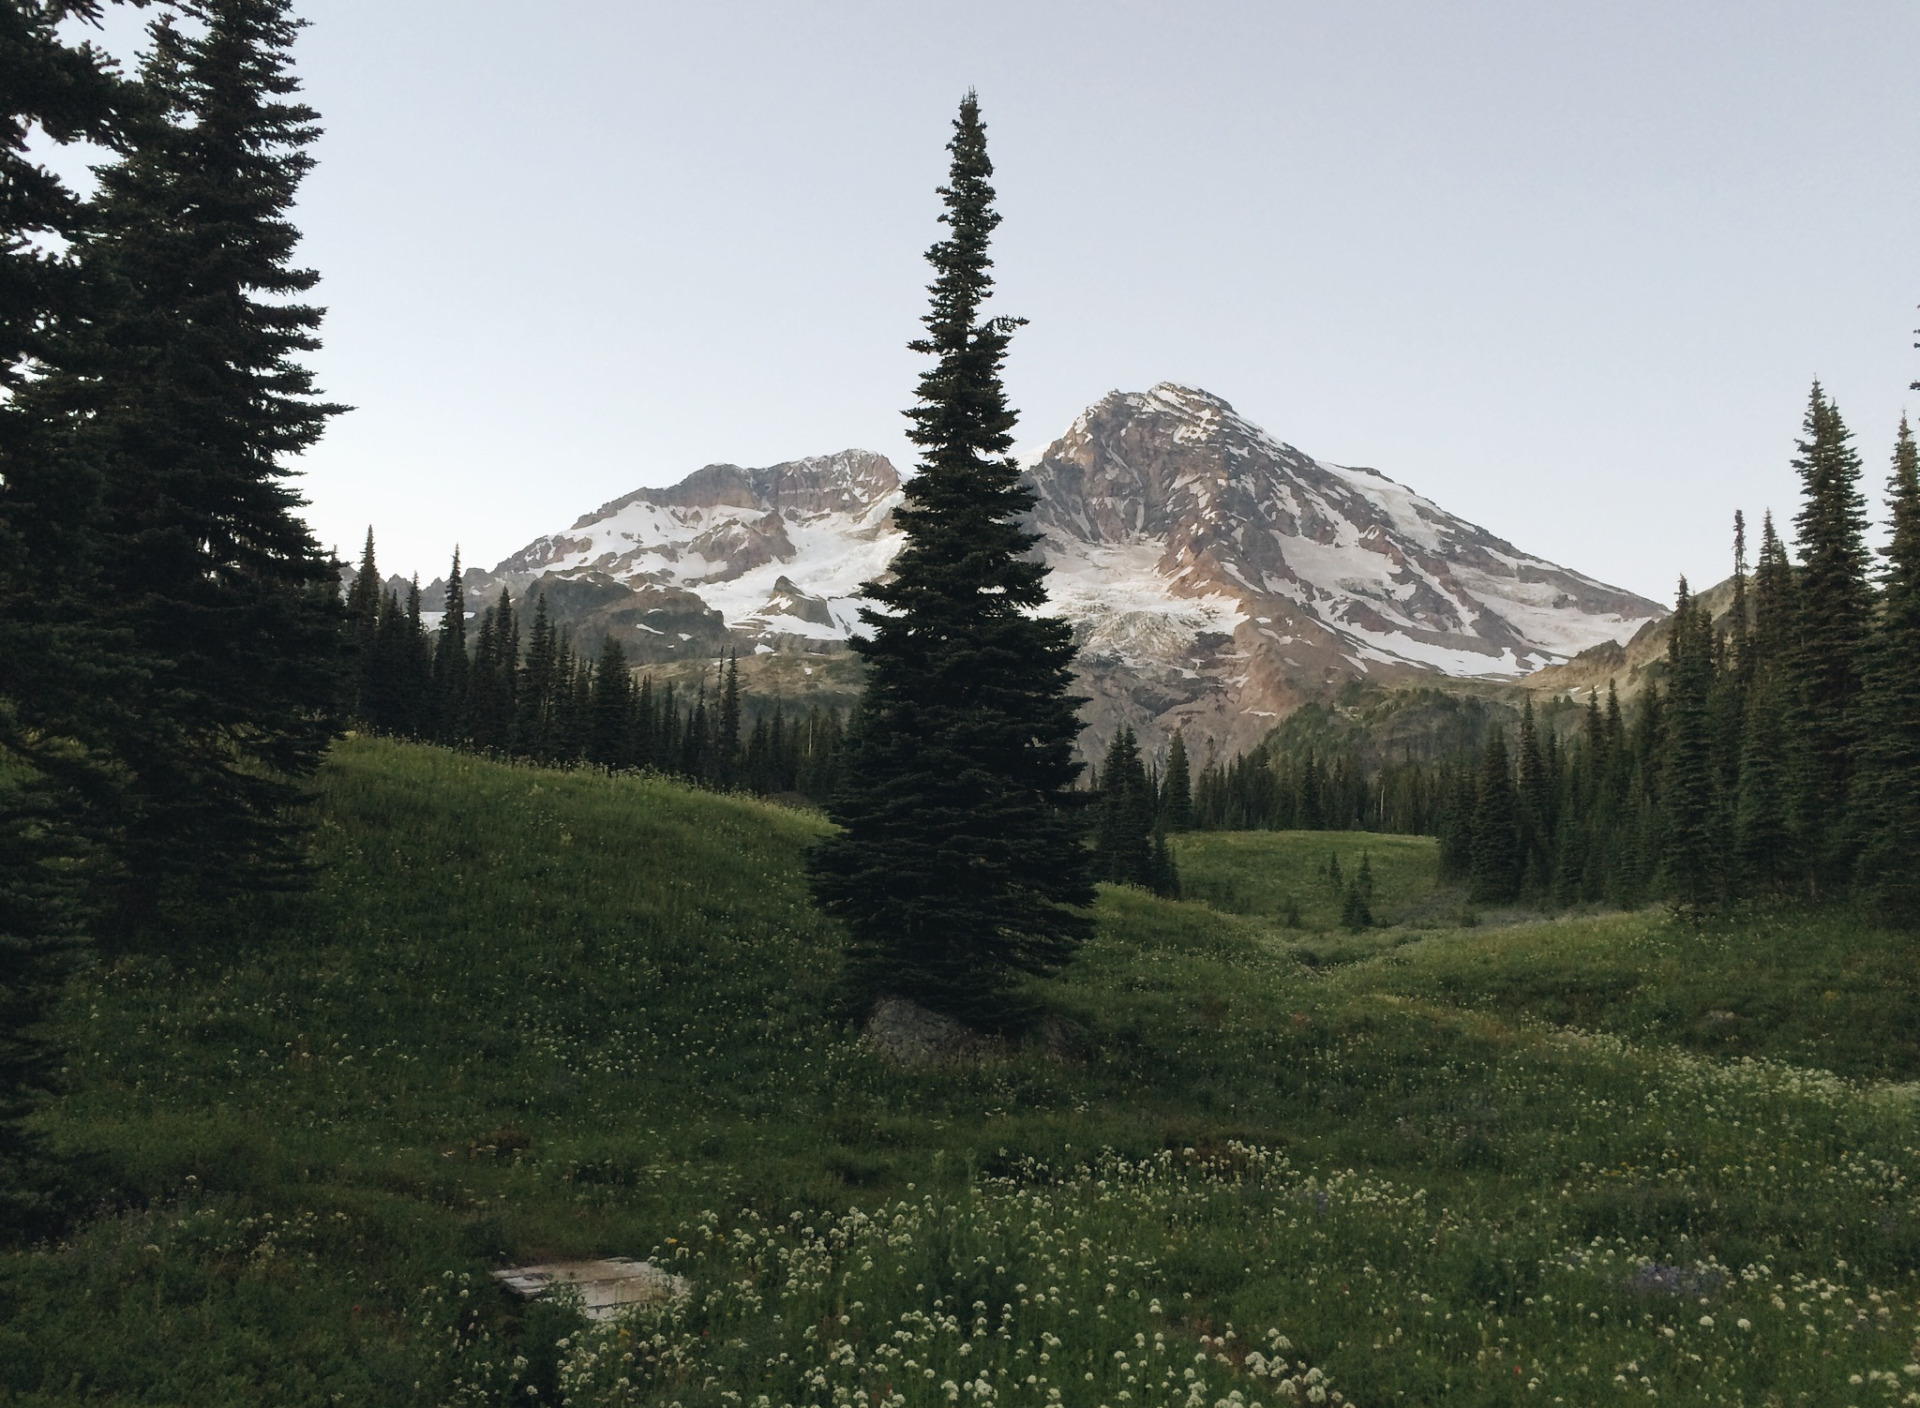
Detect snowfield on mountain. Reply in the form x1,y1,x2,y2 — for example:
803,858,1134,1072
448,384,1662,755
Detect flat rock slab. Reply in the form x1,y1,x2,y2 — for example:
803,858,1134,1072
491,1259,689,1322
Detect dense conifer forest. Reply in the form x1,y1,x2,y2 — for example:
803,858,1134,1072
338,539,849,801
1180,387,1920,924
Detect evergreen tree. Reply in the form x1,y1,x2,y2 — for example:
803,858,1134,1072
1160,729,1193,831
1661,579,1718,910
1149,827,1180,899
360,586,409,733
808,94,1092,1027
432,550,467,741
0,1,140,1221
1515,698,1550,894
399,574,432,737
516,593,558,759
1785,384,1873,888
717,651,741,788
1851,418,1920,925
1341,852,1375,931
1737,514,1795,887
344,527,380,714
1706,513,1751,867
586,636,630,769
1470,729,1521,904
1093,726,1155,888
51,0,345,934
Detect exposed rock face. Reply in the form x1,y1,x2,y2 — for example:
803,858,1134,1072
445,386,1663,758
473,449,901,652
1027,384,1663,757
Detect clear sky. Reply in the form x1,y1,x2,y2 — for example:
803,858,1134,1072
71,1,1920,600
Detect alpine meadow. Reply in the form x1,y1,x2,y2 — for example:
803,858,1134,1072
4,7,1920,1408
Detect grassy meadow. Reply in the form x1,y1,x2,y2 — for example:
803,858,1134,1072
5,736,1920,1407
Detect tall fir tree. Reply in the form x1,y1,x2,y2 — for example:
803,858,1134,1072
1784,383,1873,889
1093,726,1155,888
1660,579,1718,910
807,94,1092,1027
1851,418,1920,925
344,526,380,714
432,550,467,741
516,593,558,759
1736,514,1795,887
586,635,630,769
1515,698,1550,895
46,0,345,935
1160,728,1193,831
1470,728,1521,904
0,0,142,1223
717,651,741,788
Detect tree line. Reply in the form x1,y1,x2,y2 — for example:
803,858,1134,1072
1188,744,1452,835
341,537,848,801
1441,388,1918,922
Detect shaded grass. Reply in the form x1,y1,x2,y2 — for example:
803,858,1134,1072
1171,828,1444,935
4,737,1918,1407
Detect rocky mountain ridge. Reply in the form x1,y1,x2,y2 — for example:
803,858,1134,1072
429,385,1664,759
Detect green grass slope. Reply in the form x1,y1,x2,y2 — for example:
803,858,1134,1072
5,737,1920,1407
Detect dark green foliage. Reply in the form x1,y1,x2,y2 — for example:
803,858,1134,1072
1470,729,1521,903
1736,514,1796,888
717,653,741,788
0,773,87,1236
0,0,140,1218
66,0,345,935
1785,384,1873,887
1660,579,1718,910
586,635,631,769
1148,826,1180,899
1159,729,1192,831
1851,419,1920,925
1092,727,1151,886
1340,852,1376,931
431,549,467,741
1093,727,1174,895
808,94,1092,1027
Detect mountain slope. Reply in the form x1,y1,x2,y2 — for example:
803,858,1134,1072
449,386,1662,757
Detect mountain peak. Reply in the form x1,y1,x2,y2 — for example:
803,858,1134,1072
456,387,1661,759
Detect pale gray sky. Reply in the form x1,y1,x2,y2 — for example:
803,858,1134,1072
73,1,1920,599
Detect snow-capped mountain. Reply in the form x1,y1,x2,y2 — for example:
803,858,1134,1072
454,385,1662,756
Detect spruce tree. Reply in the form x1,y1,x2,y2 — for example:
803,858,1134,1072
1736,514,1795,887
1093,726,1155,887
1515,698,1550,895
586,636,630,769
807,94,1091,1027
1470,729,1521,904
51,0,345,934
1160,728,1192,831
432,551,467,741
1785,384,1873,888
1660,579,1718,910
717,651,742,788
516,593,558,759
1706,513,1751,870
0,1,140,1219
1851,418,1920,924
344,527,380,716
